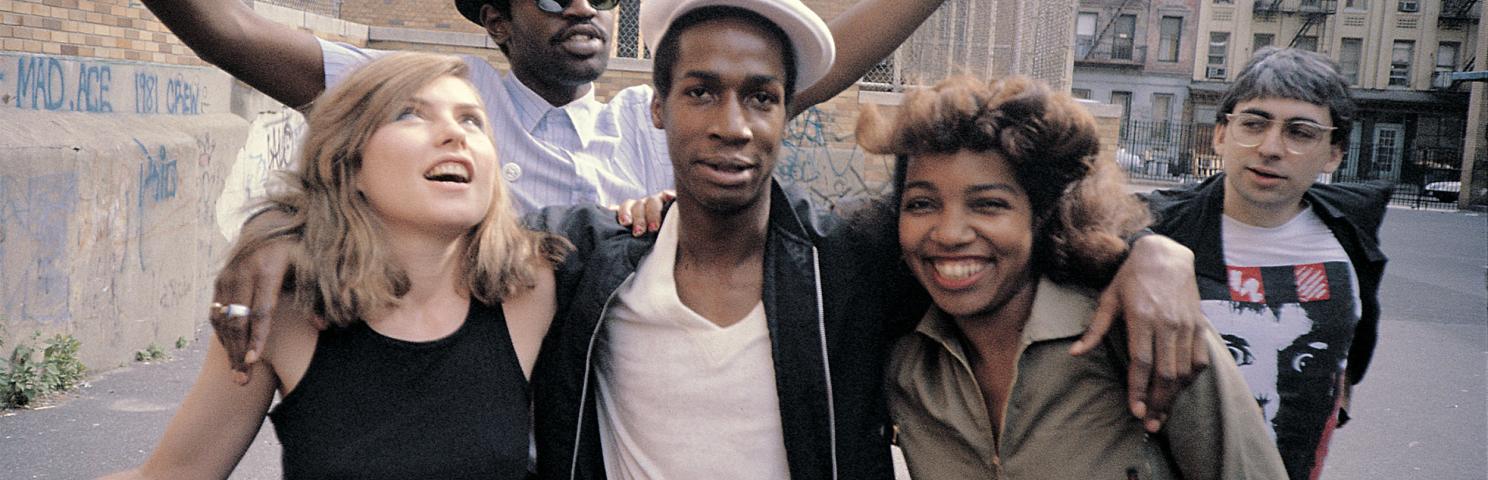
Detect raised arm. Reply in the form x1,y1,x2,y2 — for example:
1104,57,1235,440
142,0,325,108
789,0,946,116
100,336,278,480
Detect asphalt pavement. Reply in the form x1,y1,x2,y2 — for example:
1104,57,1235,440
0,335,281,479
1322,206,1487,480
1,206,1483,479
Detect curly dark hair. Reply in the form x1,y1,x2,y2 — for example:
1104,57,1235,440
855,75,1150,288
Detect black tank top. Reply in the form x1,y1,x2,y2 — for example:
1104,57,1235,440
268,300,530,479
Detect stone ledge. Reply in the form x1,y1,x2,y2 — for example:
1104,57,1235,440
368,26,495,49
254,1,370,41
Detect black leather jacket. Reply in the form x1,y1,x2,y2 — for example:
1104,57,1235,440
1144,173,1391,386
526,181,903,480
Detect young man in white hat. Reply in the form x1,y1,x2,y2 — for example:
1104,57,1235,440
527,3,887,477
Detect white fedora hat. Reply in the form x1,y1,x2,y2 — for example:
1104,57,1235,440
641,0,836,94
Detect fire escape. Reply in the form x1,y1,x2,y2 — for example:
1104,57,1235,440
1437,0,1480,89
1253,0,1337,50
1078,0,1148,66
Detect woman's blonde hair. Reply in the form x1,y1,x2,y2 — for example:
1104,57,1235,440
857,75,1149,288
231,52,568,327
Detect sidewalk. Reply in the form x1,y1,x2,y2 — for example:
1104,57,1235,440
0,328,281,479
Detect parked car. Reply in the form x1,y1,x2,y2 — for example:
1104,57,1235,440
1424,181,1460,202
1116,147,1143,173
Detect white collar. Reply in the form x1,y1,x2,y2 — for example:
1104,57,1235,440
501,72,603,147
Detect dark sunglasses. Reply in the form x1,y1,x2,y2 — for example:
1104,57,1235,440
535,0,620,14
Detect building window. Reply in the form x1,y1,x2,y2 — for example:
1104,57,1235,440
1339,38,1363,85
1152,93,1174,141
1435,42,1461,88
1300,0,1322,9
1345,0,1368,10
1076,12,1098,57
1207,32,1230,79
614,0,647,59
1398,0,1419,12
1111,91,1132,124
1389,40,1413,87
1071,88,1092,99
1112,14,1137,60
1295,36,1318,52
1214,0,1233,4
1153,93,1173,122
1437,42,1460,71
1158,16,1182,62
1254,33,1274,50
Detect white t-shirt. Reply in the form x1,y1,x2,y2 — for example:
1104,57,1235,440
595,207,791,479
1198,209,1360,474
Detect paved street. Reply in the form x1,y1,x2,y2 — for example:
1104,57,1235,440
0,206,1483,479
1323,206,1488,480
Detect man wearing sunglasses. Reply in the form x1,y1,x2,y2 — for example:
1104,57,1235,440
140,0,947,213
1144,47,1392,480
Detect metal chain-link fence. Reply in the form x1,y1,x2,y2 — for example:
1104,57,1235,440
1018,0,1073,91
860,0,1073,91
256,0,342,18
615,0,650,59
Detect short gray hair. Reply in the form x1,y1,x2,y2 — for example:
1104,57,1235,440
1217,47,1355,146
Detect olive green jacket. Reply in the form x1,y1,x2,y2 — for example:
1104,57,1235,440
886,279,1286,479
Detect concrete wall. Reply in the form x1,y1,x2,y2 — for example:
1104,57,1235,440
0,50,306,370
1083,100,1125,172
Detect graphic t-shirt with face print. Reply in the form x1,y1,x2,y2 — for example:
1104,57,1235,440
1200,210,1360,480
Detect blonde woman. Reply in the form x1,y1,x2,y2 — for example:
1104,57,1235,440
106,52,567,479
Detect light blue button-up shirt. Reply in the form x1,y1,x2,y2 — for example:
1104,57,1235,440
320,39,674,213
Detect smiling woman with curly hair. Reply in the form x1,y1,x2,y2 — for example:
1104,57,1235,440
864,75,1287,479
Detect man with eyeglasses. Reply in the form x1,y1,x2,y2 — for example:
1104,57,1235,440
1144,47,1392,480
140,0,947,213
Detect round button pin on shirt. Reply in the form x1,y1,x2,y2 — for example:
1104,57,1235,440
502,162,523,182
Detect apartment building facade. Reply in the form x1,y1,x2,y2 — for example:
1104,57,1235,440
1191,0,1479,186
1072,0,1203,126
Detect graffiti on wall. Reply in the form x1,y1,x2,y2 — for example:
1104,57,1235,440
217,108,307,240
134,71,206,115
9,55,113,113
1,53,222,116
193,133,222,225
133,139,181,272
0,172,79,324
777,106,892,211
137,139,180,205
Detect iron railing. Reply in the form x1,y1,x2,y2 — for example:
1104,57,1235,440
1116,119,1467,209
1077,44,1147,65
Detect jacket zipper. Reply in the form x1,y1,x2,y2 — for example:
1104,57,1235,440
811,247,839,480
569,272,636,480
